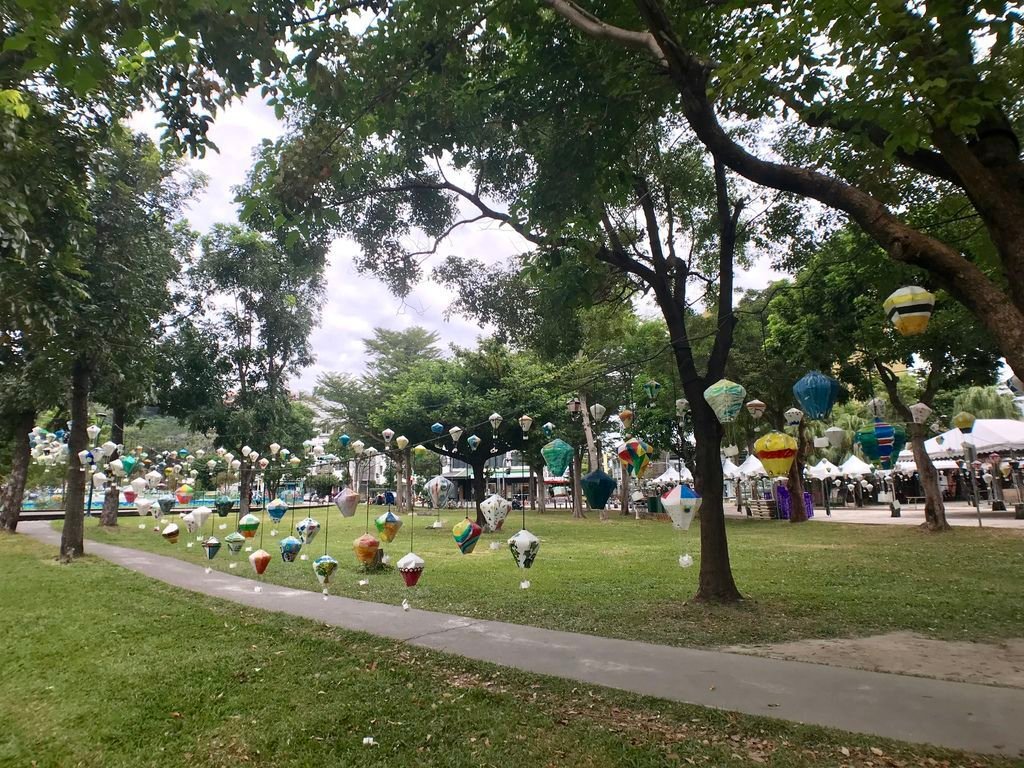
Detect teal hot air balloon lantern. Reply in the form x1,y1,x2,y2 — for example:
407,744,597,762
703,379,747,423
541,422,555,438
431,422,444,435
642,379,661,402
792,371,841,420
542,439,573,478
466,434,482,452
338,434,351,448
581,470,616,510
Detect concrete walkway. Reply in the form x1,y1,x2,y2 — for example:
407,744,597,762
22,522,1024,758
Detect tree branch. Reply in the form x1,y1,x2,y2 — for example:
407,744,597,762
544,0,667,64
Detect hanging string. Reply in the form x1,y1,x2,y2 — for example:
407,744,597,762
323,497,330,556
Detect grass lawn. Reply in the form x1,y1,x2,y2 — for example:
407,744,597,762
2,532,1019,768
68,505,1024,647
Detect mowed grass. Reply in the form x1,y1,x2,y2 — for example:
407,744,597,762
2,532,1020,768
70,504,1024,647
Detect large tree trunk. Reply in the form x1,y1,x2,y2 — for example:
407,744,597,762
60,358,90,561
571,448,586,519
99,406,125,527
578,391,601,471
691,404,742,602
788,422,809,523
0,409,36,532
469,460,487,527
910,422,950,530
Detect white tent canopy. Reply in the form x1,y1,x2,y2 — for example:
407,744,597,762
806,458,840,480
652,465,694,484
894,458,960,472
737,454,766,478
897,419,1024,460
839,454,874,476
722,458,741,480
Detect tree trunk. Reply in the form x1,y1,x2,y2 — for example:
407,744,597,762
533,463,547,514
99,406,125,527
239,465,254,516
469,460,487,526
571,448,586,519
788,422,809,523
691,404,742,602
0,409,36,532
60,358,90,561
578,391,600,471
528,465,536,510
910,422,950,531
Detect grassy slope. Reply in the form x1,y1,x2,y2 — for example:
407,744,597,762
1,532,1017,768
72,506,1024,647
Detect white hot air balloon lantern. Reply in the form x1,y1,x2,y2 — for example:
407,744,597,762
518,414,534,440
488,413,503,453
784,408,804,427
675,398,689,419
448,426,463,452
909,402,933,424
269,442,281,455
382,428,395,449
351,440,365,455
241,445,252,457
395,435,409,450
868,398,887,419
86,424,101,442
589,403,606,423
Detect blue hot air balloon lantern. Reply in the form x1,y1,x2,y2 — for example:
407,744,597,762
338,434,351,448
431,422,444,435
792,370,840,420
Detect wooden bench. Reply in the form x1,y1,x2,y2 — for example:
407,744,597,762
746,498,777,520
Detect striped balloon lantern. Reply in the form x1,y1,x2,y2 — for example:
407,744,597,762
883,286,935,336
754,432,798,477
452,518,482,555
703,379,746,423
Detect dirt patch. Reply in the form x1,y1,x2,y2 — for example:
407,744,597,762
721,632,1024,688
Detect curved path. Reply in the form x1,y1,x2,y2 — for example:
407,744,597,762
22,522,1024,758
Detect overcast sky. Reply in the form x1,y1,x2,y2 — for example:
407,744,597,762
134,96,786,393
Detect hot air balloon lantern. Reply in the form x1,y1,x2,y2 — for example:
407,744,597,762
267,498,288,523
269,442,281,456
855,422,907,469
792,370,841,420
161,523,180,544
581,470,616,510
382,428,395,448
883,285,935,336
397,552,425,587
333,488,359,518
488,413,503,453
675,398,689,419
313,555,339,586
289,455,301,467
258,457,270,470
617,409,634,432
868,398,887,419
175,484,194,505
642,380,661,401
754,432,798,477
480,494,511,533
784,408,804,427
909,402,933,424
616,437,652,478
249,549,271,576
452,518,482,554
466,434,482,452
1006,376,1024,398
703,379,747,423
86,424,101,442
202,536,222,560
375,510,403,542
431,422,444,435
589,403,607,424
519,414,534,440
413,444,428,457
396,435,409,450
214,495,234,517
353,533,380,564
191,506,212,531
119,455,137,475
279,535,302,563
825,426,845,448
952,411,976,434
661,485,701,531
238,513,260,539
425,475,452,508
156,495,175,520
351,440,365,455
508,529,540,569
745,399,767,420
339,434,351,448
541,422,555,437
566,397,583,416
449,426,463,452
224,531,245,554
296,517,321,545
542,439,573,478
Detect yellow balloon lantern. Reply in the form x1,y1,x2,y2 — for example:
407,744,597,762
883,286,935,336
754,432,798,477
